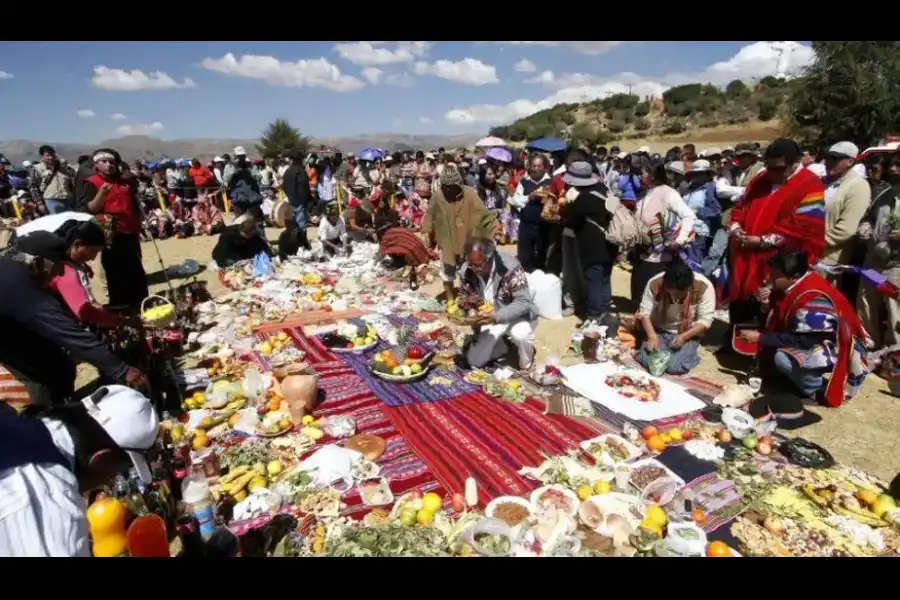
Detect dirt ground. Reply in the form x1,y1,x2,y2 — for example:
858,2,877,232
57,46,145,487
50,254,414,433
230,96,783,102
85,227,900,481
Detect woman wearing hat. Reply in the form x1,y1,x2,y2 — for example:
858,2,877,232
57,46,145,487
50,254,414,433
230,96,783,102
78,149,149,308
681,159,722,263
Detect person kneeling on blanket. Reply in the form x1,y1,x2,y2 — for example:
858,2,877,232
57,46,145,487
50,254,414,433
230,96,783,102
635,259,715,375
738,251,869,425
458,237,537,370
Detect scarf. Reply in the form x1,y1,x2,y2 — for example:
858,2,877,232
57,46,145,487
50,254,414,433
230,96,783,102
767,272,868,407
729,166,825,302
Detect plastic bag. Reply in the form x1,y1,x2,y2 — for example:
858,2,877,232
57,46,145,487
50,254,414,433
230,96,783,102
253,252,273,277
526,270,563,320
646,349,672,377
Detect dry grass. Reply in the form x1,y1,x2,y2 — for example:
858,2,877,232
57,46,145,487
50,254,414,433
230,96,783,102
82,228,900,481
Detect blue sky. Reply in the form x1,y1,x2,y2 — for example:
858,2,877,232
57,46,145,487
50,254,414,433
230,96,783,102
0,41,813,142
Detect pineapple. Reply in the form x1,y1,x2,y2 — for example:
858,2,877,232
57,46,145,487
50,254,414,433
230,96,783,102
395,324,414,359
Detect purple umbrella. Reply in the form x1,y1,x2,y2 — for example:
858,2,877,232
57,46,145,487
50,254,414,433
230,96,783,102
486,147,512,163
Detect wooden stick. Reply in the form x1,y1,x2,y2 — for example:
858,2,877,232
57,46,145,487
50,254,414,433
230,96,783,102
252,308,370,334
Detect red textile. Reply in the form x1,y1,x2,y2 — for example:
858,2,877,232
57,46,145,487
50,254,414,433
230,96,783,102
767,272,866,407
728,167,825,302
85,173,141,234
49,265,119,327
379,227,430,267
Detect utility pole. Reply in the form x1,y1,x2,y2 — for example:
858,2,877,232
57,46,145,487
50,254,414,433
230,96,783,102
627,84,633,95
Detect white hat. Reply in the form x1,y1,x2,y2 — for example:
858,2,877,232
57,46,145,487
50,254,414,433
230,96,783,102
690,159,712,172
666,161,685,175
22,160,32,167
81,385,160,483
233,146,247,157
827,141,859,160
638,146,650,154
477,158,487,166
806,163,827,178
213,156,223,162
425,152,435,159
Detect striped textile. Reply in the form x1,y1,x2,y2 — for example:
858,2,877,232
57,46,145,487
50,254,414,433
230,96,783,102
0,365,30,408
378,227,430,267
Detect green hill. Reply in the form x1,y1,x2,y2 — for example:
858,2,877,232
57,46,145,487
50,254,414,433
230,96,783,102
488,76,801,146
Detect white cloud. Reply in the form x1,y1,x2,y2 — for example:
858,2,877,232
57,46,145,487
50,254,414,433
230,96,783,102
0,71,12,80
334,41,431,66
384,72,415,87
200,53,364,92
419,116,433,125
92,66,197,91
76,109,96,118
413,58,499,85
393,118,403,128
109,113,127,121
116,121,164,136
487,41,628,55
446,41,814,125
514,59,536,73
361,67,383,84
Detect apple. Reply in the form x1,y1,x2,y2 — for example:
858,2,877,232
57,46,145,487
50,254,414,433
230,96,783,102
407,345,425,360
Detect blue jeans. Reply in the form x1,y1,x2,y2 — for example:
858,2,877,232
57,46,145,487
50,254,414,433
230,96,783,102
774,350,825,397
293,204,308,229
584,263,612,318
636,332,701,375
44,198,73,214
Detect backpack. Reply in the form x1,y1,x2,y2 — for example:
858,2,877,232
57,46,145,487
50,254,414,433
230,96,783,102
587,190,649,249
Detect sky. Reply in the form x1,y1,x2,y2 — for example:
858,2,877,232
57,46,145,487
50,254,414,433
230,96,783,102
0,41,814,143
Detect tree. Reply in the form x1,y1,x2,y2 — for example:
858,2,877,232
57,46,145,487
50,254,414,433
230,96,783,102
786,42,900,148
569,121,599,146
256,118,310,159
758,98,779,121
725,79,750,98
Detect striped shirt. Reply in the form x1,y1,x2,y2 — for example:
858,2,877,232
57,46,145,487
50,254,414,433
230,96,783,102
0,419,90,557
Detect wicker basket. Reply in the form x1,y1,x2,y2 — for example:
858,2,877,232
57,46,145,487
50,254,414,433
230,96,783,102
141,294,177,328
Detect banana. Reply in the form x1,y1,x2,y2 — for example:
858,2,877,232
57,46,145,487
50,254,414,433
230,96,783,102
227,472,256,496
225,398,247,411
219,465,251,485
302,426,325,440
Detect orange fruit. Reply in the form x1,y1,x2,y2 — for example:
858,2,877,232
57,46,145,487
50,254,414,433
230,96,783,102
641,426,658,440
856,490,878,506
269,397,281,411
692,507,708,524
646,434,667,452
706,541,732,557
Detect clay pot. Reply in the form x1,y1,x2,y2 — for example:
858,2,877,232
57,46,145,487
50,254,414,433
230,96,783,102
275,362,319,421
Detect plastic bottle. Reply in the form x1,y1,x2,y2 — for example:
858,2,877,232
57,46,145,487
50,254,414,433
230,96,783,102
181,467,216,540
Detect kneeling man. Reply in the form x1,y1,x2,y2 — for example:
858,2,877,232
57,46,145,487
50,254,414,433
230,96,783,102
458,237,537,369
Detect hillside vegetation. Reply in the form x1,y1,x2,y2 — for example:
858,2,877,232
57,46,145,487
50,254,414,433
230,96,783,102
489,76,800,147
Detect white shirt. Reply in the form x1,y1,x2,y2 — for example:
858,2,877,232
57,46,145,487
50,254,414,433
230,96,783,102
318,217,347,242
165,168,183,189
0,419,90,557
259,166,275,187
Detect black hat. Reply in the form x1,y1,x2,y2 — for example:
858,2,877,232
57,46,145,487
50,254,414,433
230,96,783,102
16,231,69,262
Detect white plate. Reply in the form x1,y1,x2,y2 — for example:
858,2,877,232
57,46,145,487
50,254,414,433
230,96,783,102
581,492,645,529
485,496,535,527
329,340,379,354
530,485,580,517
369,363,433,383
626,458,685,491
580,434,642,464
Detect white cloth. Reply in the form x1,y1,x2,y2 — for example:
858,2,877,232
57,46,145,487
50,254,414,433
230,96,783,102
0,419,90,557
165,168,183,189
466,320,536,370
317,217,347,242
16,212,93,237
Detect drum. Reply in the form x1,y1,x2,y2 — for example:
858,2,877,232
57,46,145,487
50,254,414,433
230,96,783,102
271,199,292,228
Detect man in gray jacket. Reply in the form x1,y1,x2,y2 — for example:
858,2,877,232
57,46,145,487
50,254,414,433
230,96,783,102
33,145,73,214
457,237,537,369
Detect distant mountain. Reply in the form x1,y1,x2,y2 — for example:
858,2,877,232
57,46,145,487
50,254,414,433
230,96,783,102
0,133,482,165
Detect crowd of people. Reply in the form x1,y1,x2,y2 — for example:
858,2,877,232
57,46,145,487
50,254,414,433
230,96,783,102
3,134,899,428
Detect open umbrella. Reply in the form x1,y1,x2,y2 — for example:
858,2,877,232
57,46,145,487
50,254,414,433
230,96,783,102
485,147,512,163
358,148,383,161
526,138,567,153
475,136,507,148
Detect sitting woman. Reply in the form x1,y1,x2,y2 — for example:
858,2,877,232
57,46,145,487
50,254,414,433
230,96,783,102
212,218,273,268
317,203,349,256
277,215,311,261
738,251,869,425
376,210,432,290
191,192,225,236
635,260,715,375
346,180,388,243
